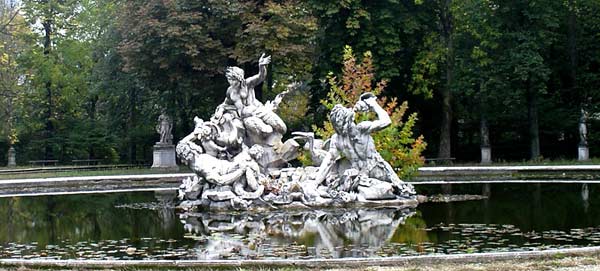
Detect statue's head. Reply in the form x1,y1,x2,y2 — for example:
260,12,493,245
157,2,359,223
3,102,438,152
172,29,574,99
199,123,220,140
199,125,212,138
330,104,355,135
226,66,245,85
176,142,200,165
193,116,204,134
248,144,264,160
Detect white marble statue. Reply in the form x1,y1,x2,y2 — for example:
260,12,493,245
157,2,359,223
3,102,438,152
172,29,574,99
176,56,418,211
215,53,287,147
579,108,589,147
176,119,266,207
310,93,415,198
156,111,173,144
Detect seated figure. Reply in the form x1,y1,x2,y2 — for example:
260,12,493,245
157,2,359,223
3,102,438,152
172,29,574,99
311,93,416,199
215,54,287,146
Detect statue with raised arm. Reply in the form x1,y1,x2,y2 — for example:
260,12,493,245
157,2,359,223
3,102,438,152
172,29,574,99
218,54,287,146
156,111,173,144
311,93,416,199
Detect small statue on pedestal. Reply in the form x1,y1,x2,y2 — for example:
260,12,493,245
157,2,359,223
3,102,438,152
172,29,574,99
152,110,178,169
156,111,173,145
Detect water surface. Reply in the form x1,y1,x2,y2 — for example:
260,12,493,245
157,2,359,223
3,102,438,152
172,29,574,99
1,183,599,260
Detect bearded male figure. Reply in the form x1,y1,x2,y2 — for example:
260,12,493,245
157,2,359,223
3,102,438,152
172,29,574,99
312,93,415,197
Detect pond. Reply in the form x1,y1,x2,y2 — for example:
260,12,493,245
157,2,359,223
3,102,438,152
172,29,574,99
1,183,599,260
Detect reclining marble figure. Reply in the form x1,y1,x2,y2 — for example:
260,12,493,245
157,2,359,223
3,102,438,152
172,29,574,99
176,54,417,210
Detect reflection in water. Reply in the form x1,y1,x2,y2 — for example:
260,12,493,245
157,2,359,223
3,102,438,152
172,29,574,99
154,190,178,230
0,192,183,246
1,184,600,260
582,183,590,213
180,208,416,259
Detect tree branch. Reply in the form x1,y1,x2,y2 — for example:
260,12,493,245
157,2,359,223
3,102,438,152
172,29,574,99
0,8,20,34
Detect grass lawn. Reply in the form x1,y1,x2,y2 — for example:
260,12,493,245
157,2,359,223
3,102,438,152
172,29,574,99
0,166,190,180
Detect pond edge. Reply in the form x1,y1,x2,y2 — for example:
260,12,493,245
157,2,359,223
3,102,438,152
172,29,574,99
1,246,599,269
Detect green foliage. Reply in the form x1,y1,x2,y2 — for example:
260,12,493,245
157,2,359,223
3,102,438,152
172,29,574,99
276,85,312,132
314,46,426,179
12,0,130,162
0,1,25,147
408,33,444,99
0,0,599,165
233,0,317,81
116,0,319,138
577,0,600,113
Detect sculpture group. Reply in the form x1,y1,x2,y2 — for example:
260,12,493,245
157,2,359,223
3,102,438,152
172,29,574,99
176,54,417,210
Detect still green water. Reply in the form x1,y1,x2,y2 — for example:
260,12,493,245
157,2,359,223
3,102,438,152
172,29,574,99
0,184,599,260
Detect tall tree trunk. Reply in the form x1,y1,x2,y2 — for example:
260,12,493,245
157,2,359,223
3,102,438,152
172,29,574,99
480,115,490,147
438,0,453,159
479,82,490,149
88,95,98,159
439,86,452,158
42,18,53,160
527,84,540,159
127,87,137,163
568,0,584,147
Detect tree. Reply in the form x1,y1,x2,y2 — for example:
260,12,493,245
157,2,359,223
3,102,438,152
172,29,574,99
408,0,455,159
307,0,429,129
117,0,321,142
452,0,503,161
232,0,318,100
566,0,600,156
90,23,152,163
117,0,241,138
18,0,123,162
20,0,87,160
0,0,25,160
499,0,560,159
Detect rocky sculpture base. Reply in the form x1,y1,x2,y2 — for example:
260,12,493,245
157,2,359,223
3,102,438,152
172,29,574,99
179,193,420,212
152,144,178,170
178,166,420,212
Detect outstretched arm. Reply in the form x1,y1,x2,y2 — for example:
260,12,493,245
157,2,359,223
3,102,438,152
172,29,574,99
246,53,271,88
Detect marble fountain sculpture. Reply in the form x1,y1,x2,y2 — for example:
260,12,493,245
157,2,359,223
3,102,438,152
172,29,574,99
176,54,418,211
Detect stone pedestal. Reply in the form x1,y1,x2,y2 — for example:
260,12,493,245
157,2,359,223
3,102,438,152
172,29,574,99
7,146,16,167
152,144,178,170
578,146,589,161
480,146,492,164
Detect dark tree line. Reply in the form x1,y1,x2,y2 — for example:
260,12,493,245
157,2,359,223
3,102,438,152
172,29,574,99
0,0,598,164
